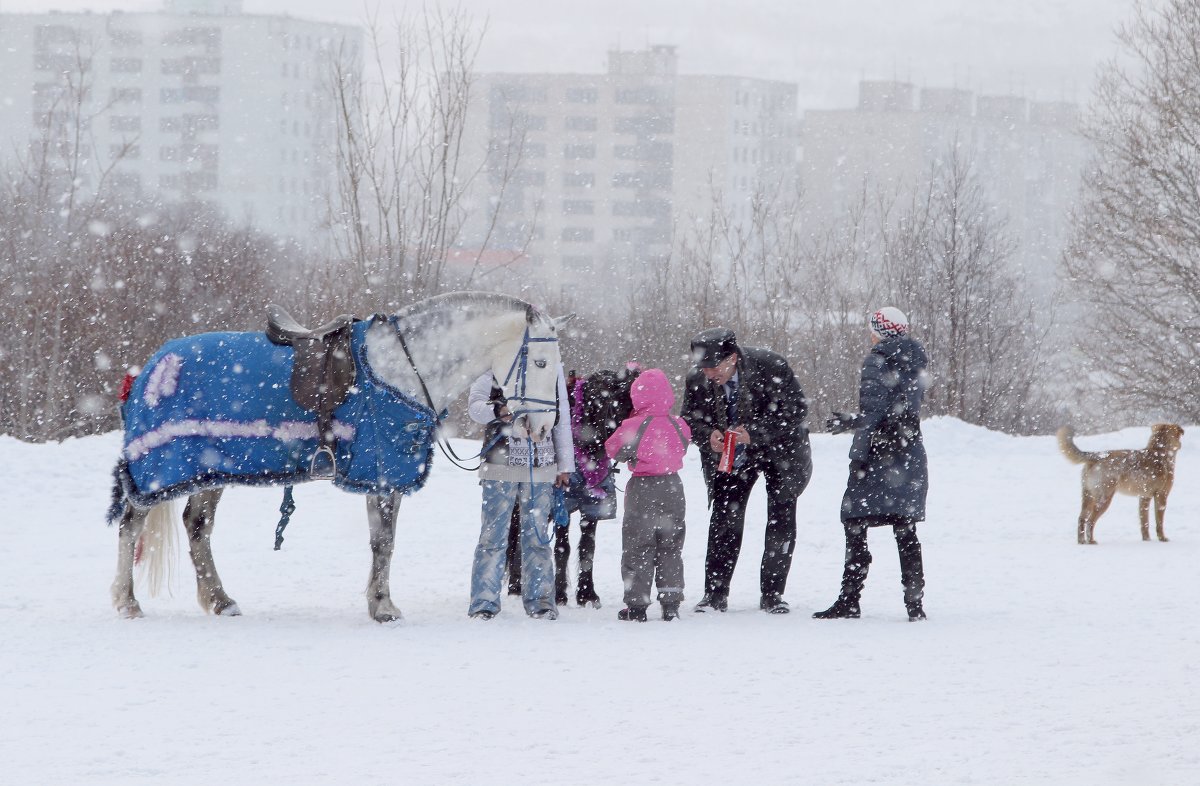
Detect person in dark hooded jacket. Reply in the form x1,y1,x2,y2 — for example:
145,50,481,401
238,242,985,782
815,306,928,622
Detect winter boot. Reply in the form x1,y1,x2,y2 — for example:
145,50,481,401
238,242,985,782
760,594,790,614
618,606,648,622
896,523,926,620
812,597,861,619
662,603,680,621
814,523,871,620
693,593,728,613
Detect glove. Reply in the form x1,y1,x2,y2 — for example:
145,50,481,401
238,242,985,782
826,411,859,435
849,459,869,477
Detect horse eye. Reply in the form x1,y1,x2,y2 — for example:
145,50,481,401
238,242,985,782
534,359,547,369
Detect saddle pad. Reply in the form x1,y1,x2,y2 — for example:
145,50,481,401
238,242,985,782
119,319,436,508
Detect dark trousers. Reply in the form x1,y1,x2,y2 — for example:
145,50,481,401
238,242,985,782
840,518,925,606
704,461,798,599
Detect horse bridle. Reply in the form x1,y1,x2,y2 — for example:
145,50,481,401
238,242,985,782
393,319,559,471
498,326,560,421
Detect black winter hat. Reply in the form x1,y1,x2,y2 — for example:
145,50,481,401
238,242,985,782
690,327,740,368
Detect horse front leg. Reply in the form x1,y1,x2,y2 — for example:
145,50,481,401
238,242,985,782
366,492,403,623
183,489,240,615
111,504,148,618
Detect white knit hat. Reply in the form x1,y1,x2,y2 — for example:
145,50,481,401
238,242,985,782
869,307,909,339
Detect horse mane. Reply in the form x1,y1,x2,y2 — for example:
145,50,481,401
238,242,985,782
394,291,543,326
574,367,640,455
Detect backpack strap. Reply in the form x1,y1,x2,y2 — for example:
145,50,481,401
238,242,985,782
666,416,687,450
613,415,655,469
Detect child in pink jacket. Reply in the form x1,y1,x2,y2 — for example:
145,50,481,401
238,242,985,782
604,368,691,621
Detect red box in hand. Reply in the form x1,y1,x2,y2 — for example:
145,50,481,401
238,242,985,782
717,430,738,473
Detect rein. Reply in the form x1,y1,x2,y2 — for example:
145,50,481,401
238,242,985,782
395,319,559,473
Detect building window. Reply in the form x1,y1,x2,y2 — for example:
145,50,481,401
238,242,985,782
562,172,595,188
108,29,144,47
561,227,594,242
109,115,141,132
565,87,598,104
491,84,546,103
110,87,142,104
565,116,598,132
523,142,546,158
563,143,596,160
562,199,594,215
615,87,665,104
111,58,142,74
562,255,593,270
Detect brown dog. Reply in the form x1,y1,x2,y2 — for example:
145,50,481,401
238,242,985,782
1058,424,1184,544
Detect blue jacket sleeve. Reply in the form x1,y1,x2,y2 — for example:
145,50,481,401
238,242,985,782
848,353,890,464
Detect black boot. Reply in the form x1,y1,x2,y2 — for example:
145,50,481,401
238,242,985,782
553,524,570,606
812,597,861,619
896,523,926,621
662,603,680,621
693,593,728,613
814,523,870,620
618,606,648,622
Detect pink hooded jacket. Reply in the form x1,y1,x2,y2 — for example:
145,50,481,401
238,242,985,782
604,368,691,477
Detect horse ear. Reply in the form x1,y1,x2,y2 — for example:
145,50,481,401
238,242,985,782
552,313,576,329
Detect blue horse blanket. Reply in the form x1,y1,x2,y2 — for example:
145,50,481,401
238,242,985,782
114,318,437,512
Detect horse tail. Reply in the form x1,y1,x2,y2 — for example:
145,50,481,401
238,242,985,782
135,500,178,598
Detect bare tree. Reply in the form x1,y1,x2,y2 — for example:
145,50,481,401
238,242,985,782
881,147,1055,432
324,7,528,308
1063,0,1200,422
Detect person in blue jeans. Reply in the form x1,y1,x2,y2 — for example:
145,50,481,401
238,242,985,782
466,368,574,620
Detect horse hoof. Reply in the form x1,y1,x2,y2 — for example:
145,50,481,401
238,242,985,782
117,603,144,619
373,611,403,624
214,601,242,616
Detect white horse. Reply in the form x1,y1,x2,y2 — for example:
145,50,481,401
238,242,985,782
110,292,569,622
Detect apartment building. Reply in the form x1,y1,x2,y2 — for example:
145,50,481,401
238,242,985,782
801,80,1089,290
0,0,359,245
461,45,801,292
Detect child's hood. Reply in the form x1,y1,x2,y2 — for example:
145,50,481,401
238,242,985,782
630,368,675,415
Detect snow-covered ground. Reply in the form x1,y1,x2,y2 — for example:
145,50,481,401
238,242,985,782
3,419,1198,785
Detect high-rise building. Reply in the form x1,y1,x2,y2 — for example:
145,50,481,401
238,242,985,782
800,80,1089,291
0,0,359,245
460,45,801,292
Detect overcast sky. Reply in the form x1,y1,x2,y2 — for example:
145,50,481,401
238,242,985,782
2,0,1139,109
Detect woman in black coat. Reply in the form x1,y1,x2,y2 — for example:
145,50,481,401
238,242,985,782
814,307,928,621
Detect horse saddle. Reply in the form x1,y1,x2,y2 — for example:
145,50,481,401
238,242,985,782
266,304,357,476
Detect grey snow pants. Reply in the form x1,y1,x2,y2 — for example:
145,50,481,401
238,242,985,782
621,473,686,610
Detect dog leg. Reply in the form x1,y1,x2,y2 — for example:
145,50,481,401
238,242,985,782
1154,492,1170,542
1139,497,1151,541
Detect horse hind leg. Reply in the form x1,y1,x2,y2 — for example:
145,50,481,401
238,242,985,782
111,503,149,618
366,492,403,623
183,489,240,616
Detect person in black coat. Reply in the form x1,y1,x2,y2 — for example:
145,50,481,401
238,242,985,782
682,328,812,614
815,307,928,622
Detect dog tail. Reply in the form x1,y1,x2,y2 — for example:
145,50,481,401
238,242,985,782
1057,426,1093,464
